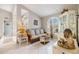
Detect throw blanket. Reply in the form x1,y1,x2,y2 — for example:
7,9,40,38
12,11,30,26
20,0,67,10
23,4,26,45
57,37,75,49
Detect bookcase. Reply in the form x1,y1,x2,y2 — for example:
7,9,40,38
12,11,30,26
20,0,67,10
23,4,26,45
59,10,77,36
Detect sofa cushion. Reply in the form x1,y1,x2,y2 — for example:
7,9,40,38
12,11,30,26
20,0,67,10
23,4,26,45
35,29,40,35
38,34,46,37
31,35,39,39
40,29,44,34
30,29,36,36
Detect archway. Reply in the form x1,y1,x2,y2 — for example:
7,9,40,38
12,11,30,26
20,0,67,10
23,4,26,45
47,17,60,38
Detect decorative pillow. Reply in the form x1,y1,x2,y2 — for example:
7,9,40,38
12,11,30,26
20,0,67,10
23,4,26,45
35,29,40,35
40,29,44,34
30,29,36,36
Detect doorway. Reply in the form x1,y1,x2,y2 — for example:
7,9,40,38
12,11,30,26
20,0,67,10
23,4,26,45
4,18,13,43
47,17,60,38
4,20,12,36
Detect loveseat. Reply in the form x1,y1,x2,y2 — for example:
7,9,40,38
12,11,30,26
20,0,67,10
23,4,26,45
27,28,49,43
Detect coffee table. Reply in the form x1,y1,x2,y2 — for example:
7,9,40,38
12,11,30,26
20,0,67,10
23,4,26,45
40,36,49,45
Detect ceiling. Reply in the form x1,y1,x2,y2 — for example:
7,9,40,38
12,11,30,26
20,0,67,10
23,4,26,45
0,4,14,12
0,4,78,17
23,4,78,17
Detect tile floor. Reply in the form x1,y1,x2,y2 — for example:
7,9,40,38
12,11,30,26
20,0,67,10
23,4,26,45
0,38,57,54
0,38,79,54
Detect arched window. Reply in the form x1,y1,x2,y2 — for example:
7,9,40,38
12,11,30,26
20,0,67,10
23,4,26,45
47,17,60,38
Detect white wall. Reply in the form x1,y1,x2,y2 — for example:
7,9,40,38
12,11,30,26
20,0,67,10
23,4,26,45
0,4,14,12
28,12,41,29
11,5,41,43
41,17,48,32
0,8,12,44
77,5,79,45
17,5,41,29
41,14,59,33
0,8,12,37
41,5,78,33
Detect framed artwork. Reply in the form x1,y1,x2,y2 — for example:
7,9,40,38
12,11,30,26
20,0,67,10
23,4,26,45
34,20,38,25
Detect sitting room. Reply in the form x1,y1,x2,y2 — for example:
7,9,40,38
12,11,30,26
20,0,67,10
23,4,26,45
0,4,79,54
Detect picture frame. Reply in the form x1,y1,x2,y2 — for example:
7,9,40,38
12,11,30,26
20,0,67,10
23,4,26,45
34,20,38,25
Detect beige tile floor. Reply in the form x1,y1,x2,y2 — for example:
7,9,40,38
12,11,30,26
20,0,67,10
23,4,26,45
0,38,79,54
0,39,57,54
